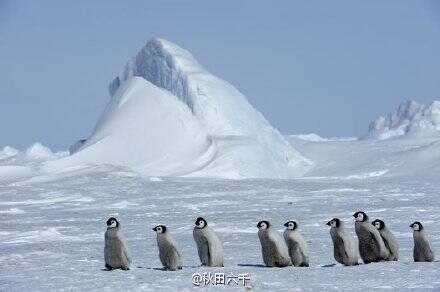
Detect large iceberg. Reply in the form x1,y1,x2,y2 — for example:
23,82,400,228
366,100,440,140
47,39,312,178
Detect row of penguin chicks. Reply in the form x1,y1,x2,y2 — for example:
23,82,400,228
104,211,435,271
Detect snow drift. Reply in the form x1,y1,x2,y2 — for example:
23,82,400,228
366,100,440,140
0,144,66,182
290,133,357,142
47,38,312,178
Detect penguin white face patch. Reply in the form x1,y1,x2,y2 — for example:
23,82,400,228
330,221,337,228
374,222,381,229
108,219,117,228
259,222,268,229
156,226,163,233
412,223,420,231
288,222,295,230
196,219,206,228
355,213,364,222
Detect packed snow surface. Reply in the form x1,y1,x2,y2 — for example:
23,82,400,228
290,133,357,142
367,100,440,140
1,134,440,290
57,38,311,179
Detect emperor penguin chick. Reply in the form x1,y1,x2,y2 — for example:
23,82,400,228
372,219,399,261
326,218,358,266
283,221,309,267
104,217,132,270
410,222,435,262
354,211,389,264
153,225,182,271
257,220,291,267
193,217,224,267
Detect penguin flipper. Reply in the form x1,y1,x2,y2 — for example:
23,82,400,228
333,234,347,263
381,235,394,259
369,230,386,257
199,236,210,265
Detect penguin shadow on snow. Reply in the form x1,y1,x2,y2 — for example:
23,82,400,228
319,263,362,268
134,265,199,271
100,266,178,271
101,267,132,271
237,263,267,268
238,263,344,268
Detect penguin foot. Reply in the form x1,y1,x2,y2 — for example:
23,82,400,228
105,264,113,271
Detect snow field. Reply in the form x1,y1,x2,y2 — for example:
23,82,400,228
1,170,439,291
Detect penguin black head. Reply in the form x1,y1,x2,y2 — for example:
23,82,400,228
410,221,423,231
195,217,207,229
153,225,167,234
257,220,270,230
326,218,341,228
372,219,385,230
353,211,368,222
106,217,119,228
284,220,297,230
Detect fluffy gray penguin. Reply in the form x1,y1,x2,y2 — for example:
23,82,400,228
193,217,224,267
371,219,399,261
353,211,389,264
257,220,291,267
326,218,358,266
283,221,309,267
153,225,182,271
104,217,132,270
410,221,435,262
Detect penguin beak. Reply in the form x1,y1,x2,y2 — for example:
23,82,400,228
409,223,413,228
326,221,331,226
352,213,357,218
283,222,289,227
152,227,157,231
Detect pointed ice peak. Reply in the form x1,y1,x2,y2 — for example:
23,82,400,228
109,38,205,100
147,38,203,72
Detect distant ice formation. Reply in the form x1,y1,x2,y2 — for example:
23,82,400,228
0,143,66,182
367,100,440,140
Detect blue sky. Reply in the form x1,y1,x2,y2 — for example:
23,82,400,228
1,0,439,150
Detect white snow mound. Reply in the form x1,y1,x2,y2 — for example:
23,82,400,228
25,143,59,160
0,143,67,182
0,146,19,160
367,100,440,140
290,133,357,142
47,39,312,178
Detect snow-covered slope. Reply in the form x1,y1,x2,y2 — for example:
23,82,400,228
45,77,214,177
48,38,311,179
288,134,440,180
366,100,440,140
